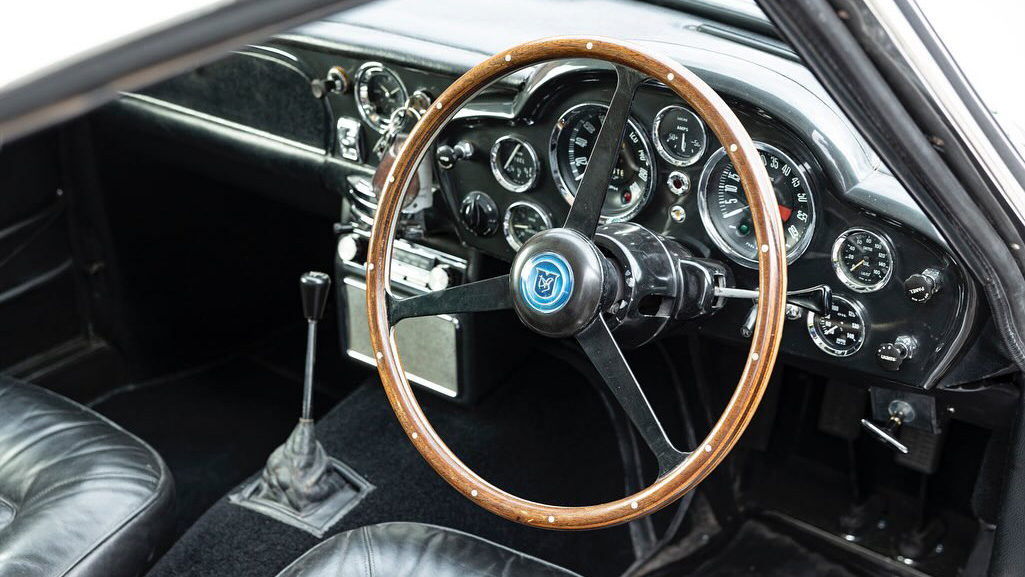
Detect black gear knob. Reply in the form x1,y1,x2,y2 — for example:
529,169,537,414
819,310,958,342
300,272,332,321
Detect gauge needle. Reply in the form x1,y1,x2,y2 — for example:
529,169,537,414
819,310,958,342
503,143,522,170
824,325,839,335
722,206,749,219
851,259,867,271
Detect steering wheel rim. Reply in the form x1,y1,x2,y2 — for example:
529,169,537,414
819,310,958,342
366,36,787,530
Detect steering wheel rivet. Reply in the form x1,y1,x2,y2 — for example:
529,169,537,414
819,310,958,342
436,102,442,110
547,516,555,523
411,431,418,439
471,489,478,497
752,352,759,361
729,143,737,152
704,444,712,452
631,501,638,510
504,54,511,62
586,42,593,49
367,263,374,271
667,72,674,81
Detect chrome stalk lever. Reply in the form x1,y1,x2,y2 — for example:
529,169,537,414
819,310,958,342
715,283,833,337
860,400,915,454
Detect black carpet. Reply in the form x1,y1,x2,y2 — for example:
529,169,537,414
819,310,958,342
91,357,333,537
147,354,636,577
670,520,858,577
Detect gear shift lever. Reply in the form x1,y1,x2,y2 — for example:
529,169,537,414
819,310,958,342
300,272,331,421
230,271,371,536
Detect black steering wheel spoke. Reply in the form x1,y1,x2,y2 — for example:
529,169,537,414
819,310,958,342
563,65,646,238
387,274,512,325
575,314,688,477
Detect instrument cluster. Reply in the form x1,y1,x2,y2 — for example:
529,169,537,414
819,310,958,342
433,72,971,388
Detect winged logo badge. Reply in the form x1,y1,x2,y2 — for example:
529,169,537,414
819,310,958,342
533,268,560,299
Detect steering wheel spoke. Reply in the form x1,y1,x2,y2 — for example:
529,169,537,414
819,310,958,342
387,274,512,324
576,315,687,477
563,65,646,238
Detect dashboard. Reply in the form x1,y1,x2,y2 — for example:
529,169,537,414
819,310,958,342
110,0,994,393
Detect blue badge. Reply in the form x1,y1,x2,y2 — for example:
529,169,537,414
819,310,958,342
520,252,573,314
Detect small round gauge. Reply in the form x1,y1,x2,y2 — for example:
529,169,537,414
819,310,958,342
490,136,540,192
503,201,552,250
550,102,655,222
652,105,707,166
832,228,895,292
807,295,867,357
354,63,407,133
697,143,817,268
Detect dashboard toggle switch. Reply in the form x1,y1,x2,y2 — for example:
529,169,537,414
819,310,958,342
436,141,475,169
877,335,917,371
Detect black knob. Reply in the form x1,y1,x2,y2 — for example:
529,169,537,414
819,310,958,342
459,191,499,236
436,141,474,169
877,336,916,371
904,268,942,302
300,271,332,321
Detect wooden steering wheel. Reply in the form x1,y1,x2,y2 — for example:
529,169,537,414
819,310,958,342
365,37,787,530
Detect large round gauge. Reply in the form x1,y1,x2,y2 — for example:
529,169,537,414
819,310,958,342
550,103,655,222
697,143,817,268
652,105,707,167
807,296,867,357
354,63,407,133
832,228,895,292
490,136,539,192
503,201,552,250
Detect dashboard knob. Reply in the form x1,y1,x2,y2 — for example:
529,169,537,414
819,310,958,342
877,335,917,371
428,265,454,291
436,141,475,169
904,268,942,302
459,191,499,236
336,234,365,263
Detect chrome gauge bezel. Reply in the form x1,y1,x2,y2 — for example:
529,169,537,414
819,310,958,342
806,295,868,357
549,102,656,223
697,142,817,269
502,201,553,250
490,136,540,193
353,62,407,133
651,105,707,167
831,227,895,293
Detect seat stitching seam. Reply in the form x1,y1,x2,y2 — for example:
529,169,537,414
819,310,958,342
362,525,375,577
23,473,158,508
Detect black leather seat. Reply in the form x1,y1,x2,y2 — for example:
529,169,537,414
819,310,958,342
275,522,580,577
0,374,175,577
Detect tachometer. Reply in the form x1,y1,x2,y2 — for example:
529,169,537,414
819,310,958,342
550,103,655,222
831,228,894,292
697,143,816,267
503,201,552,250
354,63,407,133
807,295,867,357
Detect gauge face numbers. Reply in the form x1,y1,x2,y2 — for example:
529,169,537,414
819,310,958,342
490,136,540,192
354,63,407,133
832,228,894,292
697,143,816,268
503,202,552,250
550,103,655,222
652,105,707,167
807,296,867,357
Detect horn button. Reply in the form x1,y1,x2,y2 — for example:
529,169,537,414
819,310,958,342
510,228,613,338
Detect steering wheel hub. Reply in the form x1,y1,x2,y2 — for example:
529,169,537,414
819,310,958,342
510,228,612,338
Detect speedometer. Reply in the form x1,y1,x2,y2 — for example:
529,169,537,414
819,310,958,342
550,103,655,222
697,143,816,268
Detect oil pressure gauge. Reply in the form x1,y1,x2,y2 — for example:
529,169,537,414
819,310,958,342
807,295,867,357
832,228,894,292
503,201,552,250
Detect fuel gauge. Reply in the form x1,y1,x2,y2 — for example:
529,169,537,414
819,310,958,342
490,136,540,192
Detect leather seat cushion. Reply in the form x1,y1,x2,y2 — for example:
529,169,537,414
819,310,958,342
276,522,581,577
0,374,175,577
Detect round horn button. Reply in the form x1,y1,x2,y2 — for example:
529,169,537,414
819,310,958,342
510,228,607,338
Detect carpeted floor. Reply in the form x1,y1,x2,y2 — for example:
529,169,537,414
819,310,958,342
145,353,636,577
91,357,335,538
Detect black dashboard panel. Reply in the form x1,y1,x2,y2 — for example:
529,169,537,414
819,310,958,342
435,70,974,389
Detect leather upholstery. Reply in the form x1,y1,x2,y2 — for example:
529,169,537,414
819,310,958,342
276,523,581,577
0,375,175,577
